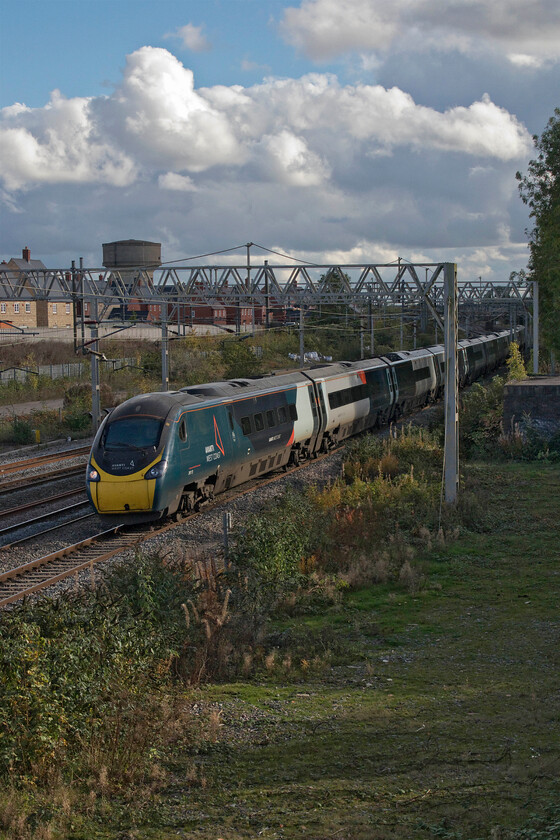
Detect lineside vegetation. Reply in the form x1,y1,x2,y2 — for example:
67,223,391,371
1,347,558,839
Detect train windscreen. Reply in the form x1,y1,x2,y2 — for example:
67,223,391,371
104,417,163,450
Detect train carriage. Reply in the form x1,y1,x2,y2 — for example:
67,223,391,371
86,328,524,524
379,349,438,417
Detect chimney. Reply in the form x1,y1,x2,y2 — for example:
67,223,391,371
22,246,31,262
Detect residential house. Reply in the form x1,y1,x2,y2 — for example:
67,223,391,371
0,247,73,329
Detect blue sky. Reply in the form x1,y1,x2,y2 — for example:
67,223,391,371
1,0,559,277
2,0,314,106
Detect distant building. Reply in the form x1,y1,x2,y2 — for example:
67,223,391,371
0,247,73,329
102,239,162,321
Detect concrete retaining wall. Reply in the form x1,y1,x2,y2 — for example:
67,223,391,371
503,376,560,437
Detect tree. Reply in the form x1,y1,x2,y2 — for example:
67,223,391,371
516,108,560,357
221,338,261,379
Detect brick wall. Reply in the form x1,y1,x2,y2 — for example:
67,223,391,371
0,300,38,328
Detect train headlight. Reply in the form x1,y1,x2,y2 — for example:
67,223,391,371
144,460,167,480
88,466,100,482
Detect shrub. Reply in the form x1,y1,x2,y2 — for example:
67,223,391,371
506,341,527,381
459,376,505,459
0,552,200,785
221,339,261,379
231,491,320,588
11,417,34,445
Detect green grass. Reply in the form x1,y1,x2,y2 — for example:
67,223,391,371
46,460,559,840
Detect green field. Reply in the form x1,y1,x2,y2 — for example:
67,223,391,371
1,460,558,840
119,462,559,840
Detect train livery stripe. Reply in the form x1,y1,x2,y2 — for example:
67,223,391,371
214,416,225,456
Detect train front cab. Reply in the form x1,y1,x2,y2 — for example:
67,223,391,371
86,393,180,522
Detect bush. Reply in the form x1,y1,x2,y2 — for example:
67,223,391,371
0,552,198,784
231,491,321,590
11,417,34,445
459,376,505,459
506,341,527,381
221,339,261,379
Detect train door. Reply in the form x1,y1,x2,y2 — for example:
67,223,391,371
311,379,328,453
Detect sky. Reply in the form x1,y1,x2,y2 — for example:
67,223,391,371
1,0,559,281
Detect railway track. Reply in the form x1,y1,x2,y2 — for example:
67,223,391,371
0,487,86,520
0,445,91,477
0,526,137,607
0,449,339,608
0,500,94,547
0,464,86,496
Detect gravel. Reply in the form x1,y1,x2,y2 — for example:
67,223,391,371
0,448,345,604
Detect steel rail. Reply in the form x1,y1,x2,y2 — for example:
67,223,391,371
0,464,86,495
0,526,133,607
0,448,343,608
0,487,86,518
0,512,97,552
0,500,92,542
0,445,91,476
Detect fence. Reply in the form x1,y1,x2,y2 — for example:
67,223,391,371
0,359,136,384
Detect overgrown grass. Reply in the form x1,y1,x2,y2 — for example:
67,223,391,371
1,377,559,838
459,375,560,462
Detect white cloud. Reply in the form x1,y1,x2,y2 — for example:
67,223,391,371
508,53,544,68
255,130,331,185
0,89,137,191
280,0,560,65
0,48,531,197
0,47,535,281
95,47,244,172
241,58,271,74
158,172,198,191
166,23,211,53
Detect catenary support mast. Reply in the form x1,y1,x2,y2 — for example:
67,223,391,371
443,263,459,504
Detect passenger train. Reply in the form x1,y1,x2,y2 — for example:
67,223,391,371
86,328,523,523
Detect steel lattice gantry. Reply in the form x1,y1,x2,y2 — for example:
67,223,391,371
0,262,534,323
0,260,536,505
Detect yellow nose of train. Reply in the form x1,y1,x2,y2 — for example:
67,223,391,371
88,459,156,514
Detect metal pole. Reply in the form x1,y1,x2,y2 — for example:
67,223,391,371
299,304,304,367
444,263,458,504
399,257,404,349
80,258,85,354
360,321,364,359
532,280,539,374
222,511,232,568
161,304,169,391
71,260,77,353
90,296,101,432
264,260,270,330
369,296,374,356
246,242,252,291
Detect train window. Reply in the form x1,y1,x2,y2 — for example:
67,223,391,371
413,367,431,382
254,413,264,431
396,363,415,391
266,409,276,428
278,405,288,423
178,419,188,442
241,416,252,435
289,404,298,421
104,417,162,449
228,412,234,430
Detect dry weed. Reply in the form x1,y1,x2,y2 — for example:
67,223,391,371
399,559,424,594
